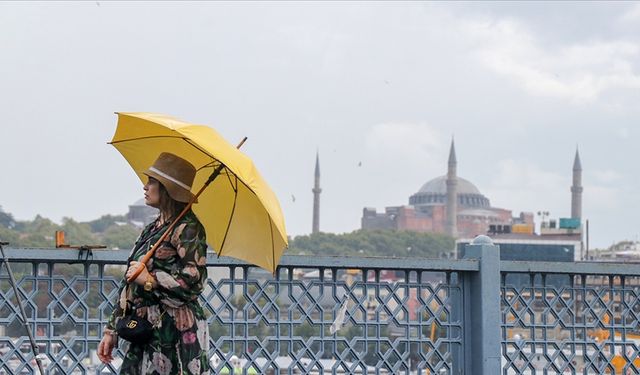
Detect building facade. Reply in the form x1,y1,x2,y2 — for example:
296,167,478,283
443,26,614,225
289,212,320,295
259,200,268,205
362,141,533,239
361,143,583,247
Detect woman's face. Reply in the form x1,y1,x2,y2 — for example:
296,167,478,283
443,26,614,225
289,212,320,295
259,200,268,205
144,177,161,208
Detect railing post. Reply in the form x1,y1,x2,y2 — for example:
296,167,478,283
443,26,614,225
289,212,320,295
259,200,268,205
462,235,501,374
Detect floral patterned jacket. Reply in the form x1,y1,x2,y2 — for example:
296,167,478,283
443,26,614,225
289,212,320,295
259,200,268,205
106,210,211,374
106,210,208,329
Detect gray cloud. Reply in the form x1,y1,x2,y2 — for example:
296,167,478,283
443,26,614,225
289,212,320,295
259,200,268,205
0,2,637,248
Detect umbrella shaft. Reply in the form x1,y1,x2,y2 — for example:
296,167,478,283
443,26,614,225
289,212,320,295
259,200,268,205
205,164,224,186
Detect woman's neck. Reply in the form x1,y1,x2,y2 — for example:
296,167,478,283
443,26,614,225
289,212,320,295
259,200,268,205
158,211,173,226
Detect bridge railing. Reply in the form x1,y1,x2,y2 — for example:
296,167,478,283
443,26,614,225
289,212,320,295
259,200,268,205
501,260,640,374
0,245,477,375
1,238,639,374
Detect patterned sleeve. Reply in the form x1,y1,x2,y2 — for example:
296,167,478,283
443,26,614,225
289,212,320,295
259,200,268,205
153,219,208,307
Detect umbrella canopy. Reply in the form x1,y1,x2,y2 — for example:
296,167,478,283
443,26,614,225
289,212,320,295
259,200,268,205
110,112,288,273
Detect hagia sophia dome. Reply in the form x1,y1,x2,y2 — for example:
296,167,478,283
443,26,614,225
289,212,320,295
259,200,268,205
409,175,490,209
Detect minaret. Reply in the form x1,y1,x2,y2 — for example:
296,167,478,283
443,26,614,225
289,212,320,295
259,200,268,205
571,148,583,220
312,151,321,234
445,139,458,238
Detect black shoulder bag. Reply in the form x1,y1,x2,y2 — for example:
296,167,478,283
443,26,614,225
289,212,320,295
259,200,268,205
115,303,154,345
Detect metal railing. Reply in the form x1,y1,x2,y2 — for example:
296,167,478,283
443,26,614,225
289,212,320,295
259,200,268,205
0,246,476,375
501,261,640,374
1,237,639,374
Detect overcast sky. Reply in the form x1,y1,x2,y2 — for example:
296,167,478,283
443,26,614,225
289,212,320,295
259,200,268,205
1,2,639,249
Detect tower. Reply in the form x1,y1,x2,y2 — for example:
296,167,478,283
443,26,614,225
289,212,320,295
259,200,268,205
312,151,321,234
446,139,458,238
571,148,583,220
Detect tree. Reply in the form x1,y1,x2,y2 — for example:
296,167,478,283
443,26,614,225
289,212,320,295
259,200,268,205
100,224,139,250
0,206,15,228
288,230,453,258
19,215,58,235
88,214,128,233
0,226,19,245
61,217,95,245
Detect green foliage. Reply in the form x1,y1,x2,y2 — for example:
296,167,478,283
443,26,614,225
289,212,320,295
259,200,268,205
88,214,128,233
0,226,19,244
4,216,57,247
101,224,139,250
18,215,58,235
288,229,454,258
61,217,95,245
0,206,15,228
0,209,138,250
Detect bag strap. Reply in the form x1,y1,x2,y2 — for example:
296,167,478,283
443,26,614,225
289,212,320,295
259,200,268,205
126,208,195,283
126,223,167,264
120,223,168,310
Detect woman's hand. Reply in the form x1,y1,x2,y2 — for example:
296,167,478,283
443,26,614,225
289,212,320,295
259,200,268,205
97,332,116,364
126,261,150,285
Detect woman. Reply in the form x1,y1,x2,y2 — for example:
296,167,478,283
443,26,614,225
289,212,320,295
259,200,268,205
98,152,210,375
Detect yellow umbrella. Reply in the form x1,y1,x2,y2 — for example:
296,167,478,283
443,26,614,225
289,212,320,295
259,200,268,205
110,112,288,273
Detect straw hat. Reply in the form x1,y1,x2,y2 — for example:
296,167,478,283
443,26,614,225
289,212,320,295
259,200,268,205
143,152,197,203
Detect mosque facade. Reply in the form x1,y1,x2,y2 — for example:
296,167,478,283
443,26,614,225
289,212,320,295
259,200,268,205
361,141,582,242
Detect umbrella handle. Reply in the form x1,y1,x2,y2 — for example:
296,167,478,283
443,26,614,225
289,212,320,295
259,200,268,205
126,137,248,283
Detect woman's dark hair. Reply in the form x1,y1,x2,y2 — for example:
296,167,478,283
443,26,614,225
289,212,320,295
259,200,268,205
158,181,188,220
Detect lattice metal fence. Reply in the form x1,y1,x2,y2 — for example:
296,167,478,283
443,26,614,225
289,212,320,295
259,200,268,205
0,249,468,374
501,262,640,375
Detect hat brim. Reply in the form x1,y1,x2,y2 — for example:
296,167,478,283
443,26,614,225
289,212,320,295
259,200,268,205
143,170,198,204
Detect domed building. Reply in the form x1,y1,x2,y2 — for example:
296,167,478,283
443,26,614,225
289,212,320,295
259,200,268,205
409,176,489,208
361,141,533,239
359,142,585,262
